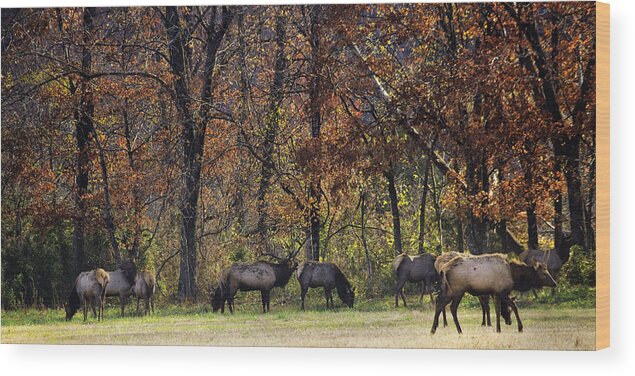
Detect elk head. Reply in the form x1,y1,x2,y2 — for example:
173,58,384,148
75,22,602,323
120,258,138,285
64,302,77,321
211,285,225,313
287,259,299,272
531,258,557,288
342,287,355,308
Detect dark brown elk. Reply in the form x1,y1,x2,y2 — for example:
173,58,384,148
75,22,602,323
296,261,355,310
431,254,556,334
392,253,438,307
131,270,156,316
65,268,109,322
434,252,512,328
520,233,573,282
212,259,298,314
104,259,137,317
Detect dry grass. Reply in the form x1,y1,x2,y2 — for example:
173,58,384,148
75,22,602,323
1,305,595,350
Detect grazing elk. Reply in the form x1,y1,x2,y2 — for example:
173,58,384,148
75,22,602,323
434,252,512,328
212,255,298,314
431,254,556,334
131,270,156,316
104,259,137,317
392,253,438,307
296,261,355,310
65,268,109,322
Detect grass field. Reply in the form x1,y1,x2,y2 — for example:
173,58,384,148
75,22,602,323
1,292,596,350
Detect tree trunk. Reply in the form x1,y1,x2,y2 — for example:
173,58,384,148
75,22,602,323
526,203,539,249
308,191,321,261
456,219,464,253
521,150,539,250
307,4,322,261
256,12,286,250
385,168,403,255
554,136,586,251
550,152,564,252
465,154,489,254
417,159,431,254
165,6,197,302
554,193,564,251
505,4,589,253
165,6,233,302
123,106,142,259
72,7,96,276
360,191,372,295
430,166,444,251
91,126,121,266
234,10,250,230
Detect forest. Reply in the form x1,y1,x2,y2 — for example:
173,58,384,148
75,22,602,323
1,2,597,310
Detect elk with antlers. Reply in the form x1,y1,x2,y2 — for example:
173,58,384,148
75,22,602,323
211,242,302,314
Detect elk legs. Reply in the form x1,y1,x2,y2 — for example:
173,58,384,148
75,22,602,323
418,282,426,304
395,279,407,307
504,296,523,332
325,288,335,309
260,290,271,313
493,295,502,333
450,296,463,334
479,296,491,327
82,298,88,322
300,286,308,311
431,293,453,334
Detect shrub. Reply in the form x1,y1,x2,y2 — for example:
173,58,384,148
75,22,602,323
561,245,596,286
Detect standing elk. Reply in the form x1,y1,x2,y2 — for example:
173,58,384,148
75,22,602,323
65,268,109,322
104,259,137,317
212,248,299,314
296,261,355,310
392,253,438,307
434,252,512,328
431,254,556,334
520,233,573,295
131,270,156,316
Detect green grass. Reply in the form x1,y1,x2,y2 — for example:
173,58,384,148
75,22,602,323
1,291,596,350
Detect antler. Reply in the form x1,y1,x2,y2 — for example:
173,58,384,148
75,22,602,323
288,235,310,260
260,252,288,261
260,235,309,261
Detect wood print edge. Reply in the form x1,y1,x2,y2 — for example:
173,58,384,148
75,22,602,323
595,1,610,351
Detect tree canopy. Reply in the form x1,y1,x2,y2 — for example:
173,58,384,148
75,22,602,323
1,3,596,308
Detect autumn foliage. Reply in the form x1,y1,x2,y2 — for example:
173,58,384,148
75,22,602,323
1,3,596,308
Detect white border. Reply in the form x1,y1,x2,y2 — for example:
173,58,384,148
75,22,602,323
1,0,633,375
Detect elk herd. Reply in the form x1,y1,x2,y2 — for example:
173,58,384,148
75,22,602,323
65,244,560,335
65,259,155,321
